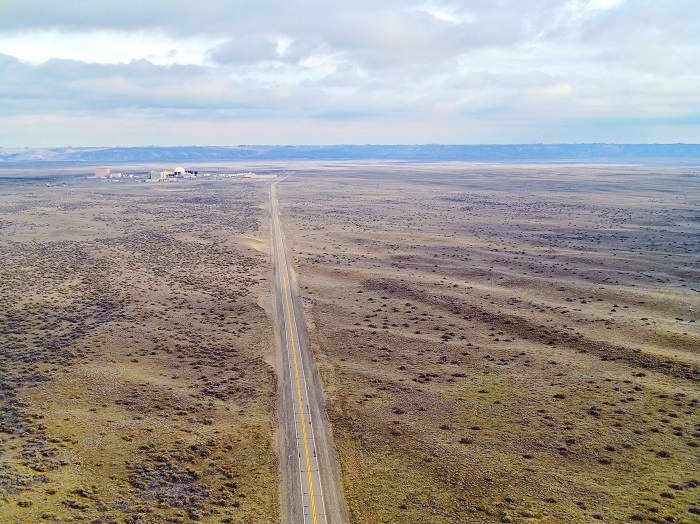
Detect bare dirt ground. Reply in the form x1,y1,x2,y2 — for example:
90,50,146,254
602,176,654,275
0,171,279,523
277,162,700,524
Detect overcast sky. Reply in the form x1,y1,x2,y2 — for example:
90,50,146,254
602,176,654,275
1,0,699,146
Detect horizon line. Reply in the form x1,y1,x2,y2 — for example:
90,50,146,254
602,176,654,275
3,142,700,148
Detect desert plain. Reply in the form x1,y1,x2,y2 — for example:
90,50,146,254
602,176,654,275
0,166,278,523
1,161,699,523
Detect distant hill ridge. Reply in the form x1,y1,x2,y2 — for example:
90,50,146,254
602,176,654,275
2,144,700,162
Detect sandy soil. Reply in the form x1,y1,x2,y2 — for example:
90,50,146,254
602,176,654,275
0,173,279,523
277,162,700,524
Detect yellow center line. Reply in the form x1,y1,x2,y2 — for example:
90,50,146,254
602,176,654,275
283,272,319,524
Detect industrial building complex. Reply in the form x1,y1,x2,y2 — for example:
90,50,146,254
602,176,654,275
92,166,277,182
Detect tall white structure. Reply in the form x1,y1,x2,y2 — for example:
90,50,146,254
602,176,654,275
149,170,167,181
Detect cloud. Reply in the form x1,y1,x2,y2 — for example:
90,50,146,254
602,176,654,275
1,0,699,145
566,0,626,15
0,29,223,65
414,2,476,24
445,71,565,89
207,36,281,65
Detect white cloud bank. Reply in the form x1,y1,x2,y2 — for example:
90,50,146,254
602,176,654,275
0,0,698,145
1,30,224,66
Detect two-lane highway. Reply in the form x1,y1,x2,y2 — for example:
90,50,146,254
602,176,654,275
270,181,348,524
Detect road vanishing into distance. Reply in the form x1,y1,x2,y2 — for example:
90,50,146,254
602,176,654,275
270,181,349,524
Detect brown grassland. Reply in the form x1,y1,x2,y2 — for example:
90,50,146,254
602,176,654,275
0,169,278,523
278,162,700,524
0,161,699,524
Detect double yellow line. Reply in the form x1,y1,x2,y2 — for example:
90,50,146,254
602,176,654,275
282,272,319,524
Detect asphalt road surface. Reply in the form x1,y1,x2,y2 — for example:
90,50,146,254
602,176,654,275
270,181,349,524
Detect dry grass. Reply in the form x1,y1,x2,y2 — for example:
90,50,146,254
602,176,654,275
2,162,698,524
0,173,279,523
280,162,700,524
